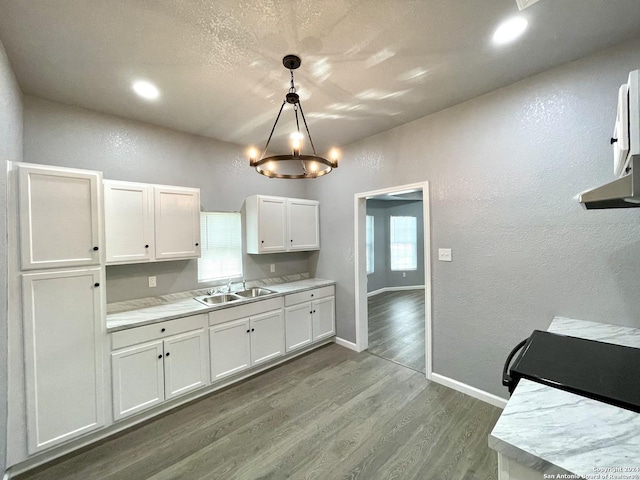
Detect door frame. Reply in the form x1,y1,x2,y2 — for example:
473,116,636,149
353,181,432,379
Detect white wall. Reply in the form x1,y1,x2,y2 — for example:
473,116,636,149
0,38,23,475
309,37,640,397
22,96,313,302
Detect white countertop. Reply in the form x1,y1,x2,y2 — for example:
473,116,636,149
489,317,640,476
106,278,336,332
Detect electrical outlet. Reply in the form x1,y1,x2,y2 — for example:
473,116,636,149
148,276,157,288
438,248,452,262
270,264,276,273
402,272,406,278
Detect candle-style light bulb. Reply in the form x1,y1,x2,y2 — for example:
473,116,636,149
290,132,303,157
248,147,258,165
329,148,340,166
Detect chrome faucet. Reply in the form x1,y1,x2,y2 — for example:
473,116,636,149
206,288,216,295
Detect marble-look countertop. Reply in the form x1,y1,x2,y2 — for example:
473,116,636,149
106,278,336,333
489,317,640,476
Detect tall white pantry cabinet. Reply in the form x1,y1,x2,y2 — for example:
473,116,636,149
17,163,107,454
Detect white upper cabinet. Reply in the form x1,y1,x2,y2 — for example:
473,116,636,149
103,181,201,264
287,199,319,251
154,185,201,260
246,195,287,253
104,180,154,264
22,267,105,453
19,164,102,270
246,195,319,254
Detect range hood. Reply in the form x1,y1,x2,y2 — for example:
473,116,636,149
579,70,640,209
579,157,640,209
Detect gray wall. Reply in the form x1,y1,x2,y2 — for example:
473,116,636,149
309,37,640,398
0,38,23,475
366,200,425,293
22,96,312,302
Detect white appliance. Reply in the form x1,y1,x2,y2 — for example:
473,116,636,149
613,70,639,177
579,69,640,209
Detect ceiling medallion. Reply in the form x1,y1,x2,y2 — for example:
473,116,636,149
248,55,339,179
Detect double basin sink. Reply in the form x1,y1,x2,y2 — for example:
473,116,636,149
194,287,276,306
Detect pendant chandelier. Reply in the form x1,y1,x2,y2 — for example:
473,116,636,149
248,55,339,179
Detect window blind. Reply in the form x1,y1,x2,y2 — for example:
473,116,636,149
390,216,417,271
366,215,375,274
198,212,243,282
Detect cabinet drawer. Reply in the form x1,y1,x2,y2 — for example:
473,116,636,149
111,314,208,350
285,285,334,307
208,297,283,326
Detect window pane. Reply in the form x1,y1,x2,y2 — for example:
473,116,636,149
366,215,374,274
198,212,243,282
390,216,417,271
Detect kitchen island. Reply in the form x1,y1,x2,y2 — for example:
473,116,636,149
489,317,640,479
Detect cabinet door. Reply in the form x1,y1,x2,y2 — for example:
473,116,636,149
287,199,319,251
19,164,102,270
112,341,165,421
154,186,201,260
258,196,286,252
312,296,336,341
284,302,313,353
104,180,154,264
163,329,209,400
209,318,251,381
22,268,105,453
250,310,285,366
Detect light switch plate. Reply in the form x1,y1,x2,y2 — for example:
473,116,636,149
270,264,275,273
438,248,452,262
148,276,157,288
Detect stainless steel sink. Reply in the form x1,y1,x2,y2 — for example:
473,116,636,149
194,293,242,306
234,287,276,298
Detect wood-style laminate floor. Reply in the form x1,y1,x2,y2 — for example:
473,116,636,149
368,290,426,373
16,345,500,480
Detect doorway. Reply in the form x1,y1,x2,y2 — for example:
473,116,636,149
354,182,432,378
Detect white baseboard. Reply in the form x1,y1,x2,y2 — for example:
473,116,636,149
430,373,507,409
367,285,425,297
334,337,362,352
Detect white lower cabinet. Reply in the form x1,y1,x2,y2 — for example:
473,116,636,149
112,341,165,420
209,318,251,381
22,267,105,454
250,310,285,365
284,303,313,352
209,309,285,381
111,318,209,421
163,330,210,400
312,296,336,341
285,286,336,352
498,452,546,480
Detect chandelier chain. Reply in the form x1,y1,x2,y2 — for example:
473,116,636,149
289,69,296,94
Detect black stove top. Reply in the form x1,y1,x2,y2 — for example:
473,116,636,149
508,330,640,413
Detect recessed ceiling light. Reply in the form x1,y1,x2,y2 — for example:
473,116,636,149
492,17,528,45
132,80,159,100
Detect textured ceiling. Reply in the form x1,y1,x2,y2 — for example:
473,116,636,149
1,0,640,154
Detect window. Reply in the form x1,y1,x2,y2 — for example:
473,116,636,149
198,212,243,282
390,216,417,271
366,215,374,274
